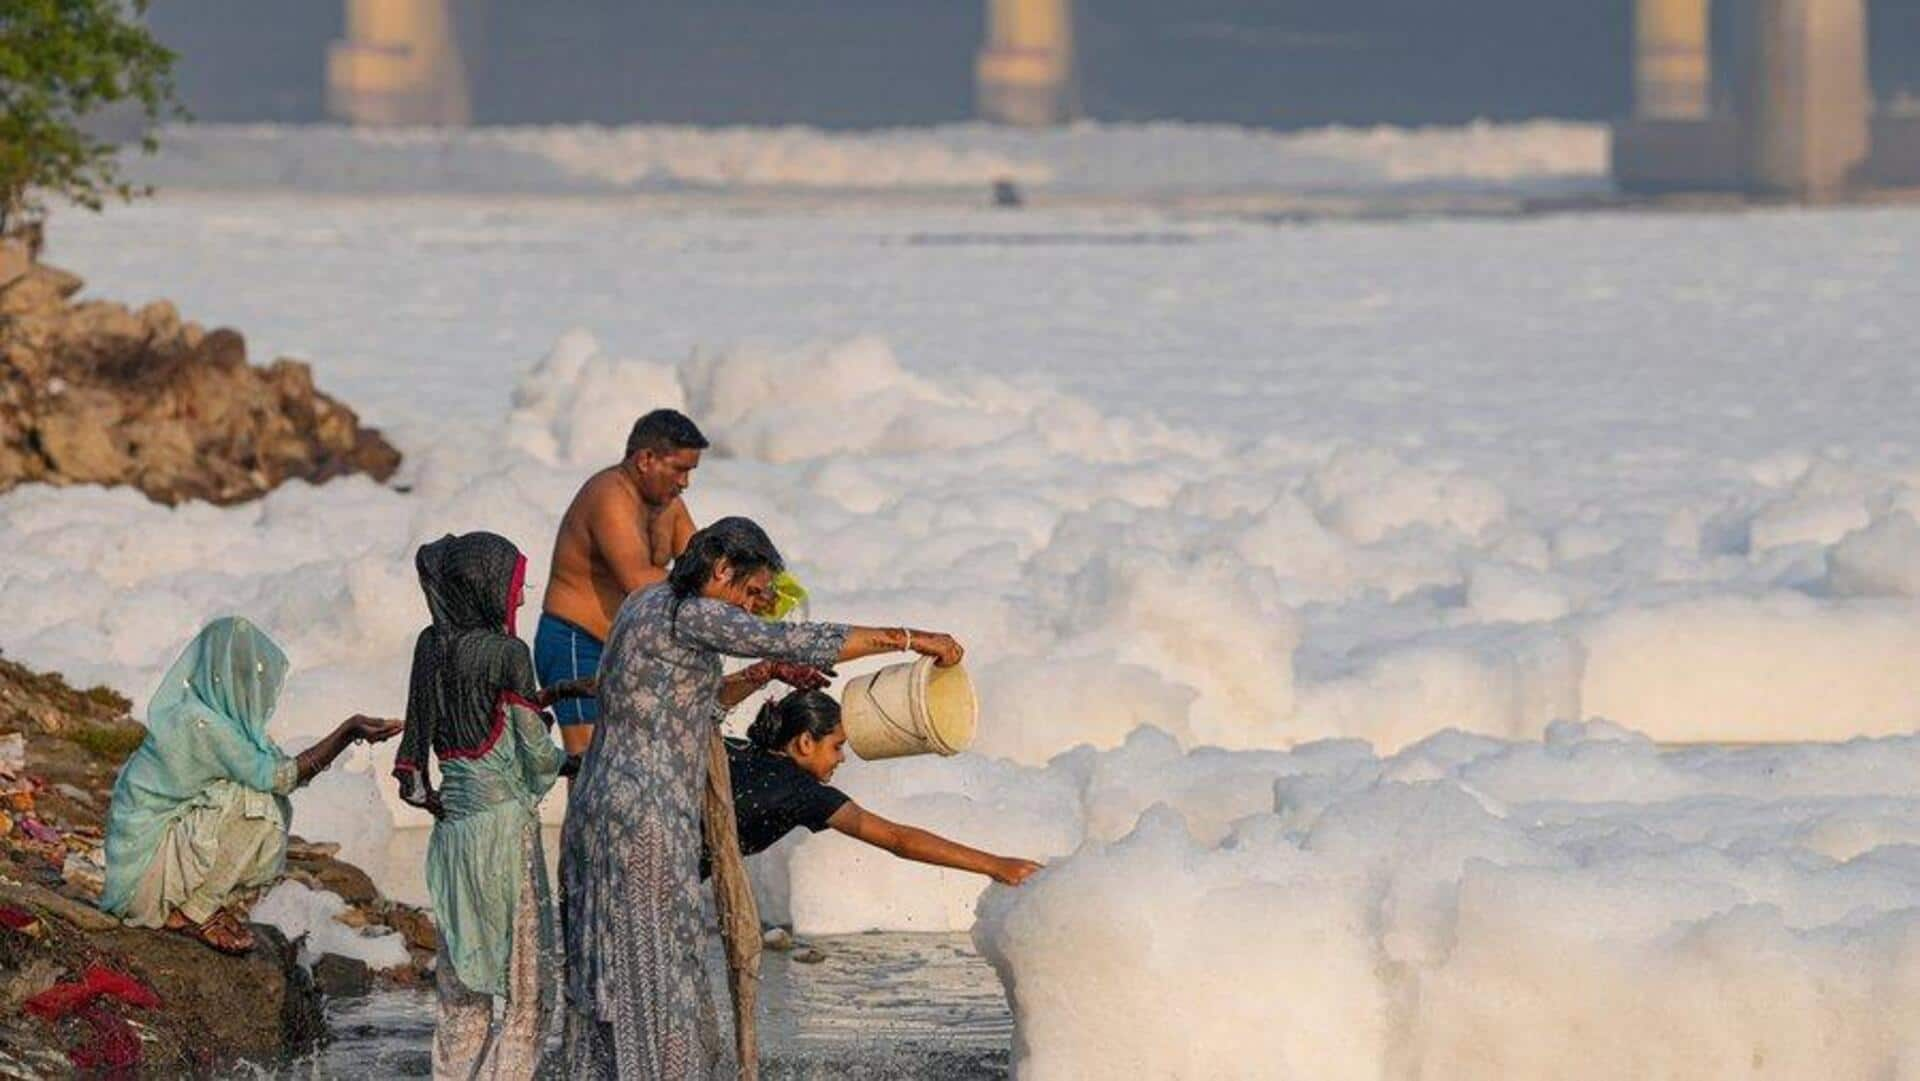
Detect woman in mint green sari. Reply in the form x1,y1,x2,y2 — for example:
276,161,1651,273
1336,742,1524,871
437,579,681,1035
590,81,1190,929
395,531,591,1081
102,616,401,954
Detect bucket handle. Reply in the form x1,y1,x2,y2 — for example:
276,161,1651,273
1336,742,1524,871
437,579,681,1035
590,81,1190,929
858,671,928,749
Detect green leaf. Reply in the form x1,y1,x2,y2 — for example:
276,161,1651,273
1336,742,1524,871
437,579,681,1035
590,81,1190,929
0,0,181,227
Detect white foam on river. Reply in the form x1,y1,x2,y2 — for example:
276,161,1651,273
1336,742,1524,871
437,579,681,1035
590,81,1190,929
7,177,1920,1075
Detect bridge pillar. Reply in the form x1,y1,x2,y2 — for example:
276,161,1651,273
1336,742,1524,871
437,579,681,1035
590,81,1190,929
1736,0,1870,197
327,0,470,127
1635,0,1711,119
976,0,1074,126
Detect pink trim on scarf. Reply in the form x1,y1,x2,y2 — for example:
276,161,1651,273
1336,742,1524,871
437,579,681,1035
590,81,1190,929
505,554,528,637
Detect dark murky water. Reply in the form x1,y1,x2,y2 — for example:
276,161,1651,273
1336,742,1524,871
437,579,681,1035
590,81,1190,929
281,932,1010,1079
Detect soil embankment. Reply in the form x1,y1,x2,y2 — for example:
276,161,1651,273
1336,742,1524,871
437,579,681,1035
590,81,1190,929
0,655,432,1076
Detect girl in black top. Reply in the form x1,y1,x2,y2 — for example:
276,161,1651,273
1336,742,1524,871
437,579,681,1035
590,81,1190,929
717,690,1043,886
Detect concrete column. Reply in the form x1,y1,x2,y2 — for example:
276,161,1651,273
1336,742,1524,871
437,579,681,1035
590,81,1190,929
976,0,1075,126
327,0,470,127
1736,0,1870,197
1635,0,1712,119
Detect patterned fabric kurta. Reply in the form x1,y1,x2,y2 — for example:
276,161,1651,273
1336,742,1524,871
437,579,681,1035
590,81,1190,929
560,585,847,1080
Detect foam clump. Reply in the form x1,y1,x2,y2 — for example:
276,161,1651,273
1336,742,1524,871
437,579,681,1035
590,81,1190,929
506,329,684,468
253,878,411,971
974,725,1920,1078
1828,511,1920,597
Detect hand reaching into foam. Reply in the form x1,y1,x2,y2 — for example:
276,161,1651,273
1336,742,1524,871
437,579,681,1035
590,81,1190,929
992,858,1044,886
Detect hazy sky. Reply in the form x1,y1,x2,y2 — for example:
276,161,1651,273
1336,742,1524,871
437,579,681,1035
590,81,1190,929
152,1,1920,128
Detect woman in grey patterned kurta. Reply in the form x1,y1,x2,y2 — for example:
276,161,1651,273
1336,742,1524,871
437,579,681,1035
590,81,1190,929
560,517,964,1079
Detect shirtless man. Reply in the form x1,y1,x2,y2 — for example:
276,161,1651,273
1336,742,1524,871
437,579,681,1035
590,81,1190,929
535,409,706,754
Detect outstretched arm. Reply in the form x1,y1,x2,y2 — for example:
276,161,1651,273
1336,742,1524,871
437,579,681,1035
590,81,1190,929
836,627,964,668
535,677,597,711
299,715,403,787
827,802,1042,886
675,598,964,669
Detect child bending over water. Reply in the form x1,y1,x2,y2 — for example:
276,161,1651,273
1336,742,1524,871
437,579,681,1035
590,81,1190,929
712,689,1042,885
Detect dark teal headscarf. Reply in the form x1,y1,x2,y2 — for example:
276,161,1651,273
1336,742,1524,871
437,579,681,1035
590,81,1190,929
102,617,293,916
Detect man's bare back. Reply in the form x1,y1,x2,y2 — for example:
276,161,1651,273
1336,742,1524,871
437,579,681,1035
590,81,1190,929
544,465,696,642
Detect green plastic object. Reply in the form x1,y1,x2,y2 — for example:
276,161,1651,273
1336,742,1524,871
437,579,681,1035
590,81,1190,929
766,570,809,622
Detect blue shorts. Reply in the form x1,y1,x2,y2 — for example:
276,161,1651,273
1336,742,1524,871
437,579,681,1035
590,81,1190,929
534,613,602,731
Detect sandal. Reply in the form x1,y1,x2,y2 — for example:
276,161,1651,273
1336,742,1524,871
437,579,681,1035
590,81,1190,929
163,907,252,956
211,908,257,954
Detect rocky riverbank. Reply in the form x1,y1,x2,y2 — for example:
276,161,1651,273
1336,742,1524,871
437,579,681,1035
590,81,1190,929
0,248,400,506
0,653,434,1075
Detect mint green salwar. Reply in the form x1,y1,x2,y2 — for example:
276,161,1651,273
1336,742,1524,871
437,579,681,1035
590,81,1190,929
123,775,294,927
427,699,564,999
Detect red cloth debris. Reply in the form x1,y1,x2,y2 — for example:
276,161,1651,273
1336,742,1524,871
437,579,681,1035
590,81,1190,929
0,904,39,932
85,967,160,1010
23,965,162,1020
17,817,61,844
68,1002,144,1071
23,980,94,1021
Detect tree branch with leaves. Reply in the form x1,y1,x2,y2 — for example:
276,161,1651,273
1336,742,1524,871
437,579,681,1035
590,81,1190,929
0,0,182,238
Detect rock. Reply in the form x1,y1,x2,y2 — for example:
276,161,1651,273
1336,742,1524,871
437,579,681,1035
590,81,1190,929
0,277,400,506
762,926,794,952
0,874,121,933
0,265,82,317
286,850,378,906
136,299,180,339
285,839,340,860
385,951,433,988
36,264,83,300
379,903,439,954
311,952,373,998
91,921,325,1061
791,946,826,965
0,240,28,290
32,401,129,483
58,849,104,901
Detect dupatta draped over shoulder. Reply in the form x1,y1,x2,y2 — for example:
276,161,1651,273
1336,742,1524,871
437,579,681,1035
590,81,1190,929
102,617,296,917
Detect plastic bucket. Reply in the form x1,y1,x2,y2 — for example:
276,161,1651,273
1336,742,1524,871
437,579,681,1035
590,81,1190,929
840,656,977,760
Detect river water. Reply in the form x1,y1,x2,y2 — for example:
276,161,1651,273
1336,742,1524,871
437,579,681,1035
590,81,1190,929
274,830,1010,1078
286,932,1010,1079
